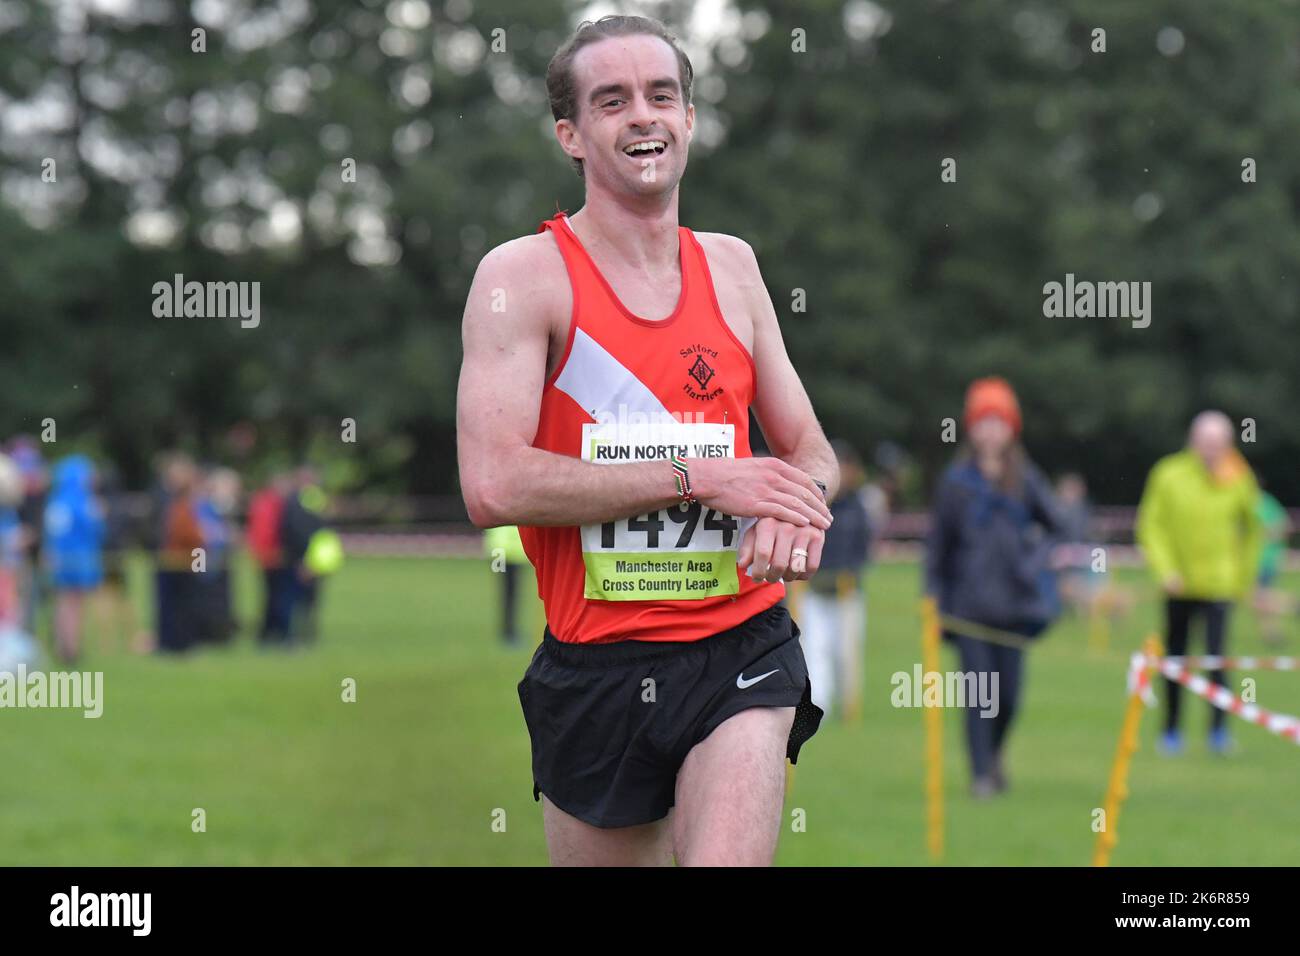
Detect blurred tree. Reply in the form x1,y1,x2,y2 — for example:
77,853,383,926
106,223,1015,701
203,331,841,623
0,0,1296,507
687,0,1300,504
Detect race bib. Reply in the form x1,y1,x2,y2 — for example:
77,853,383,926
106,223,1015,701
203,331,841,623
581,421,748,601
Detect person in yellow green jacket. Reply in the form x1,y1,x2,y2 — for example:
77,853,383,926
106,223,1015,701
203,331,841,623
485,524,528,646
1136,411,1263,755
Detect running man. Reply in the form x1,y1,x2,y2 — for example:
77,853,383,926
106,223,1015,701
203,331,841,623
457,15,836,865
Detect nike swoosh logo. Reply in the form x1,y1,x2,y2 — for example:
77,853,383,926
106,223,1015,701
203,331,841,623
736,668,780,690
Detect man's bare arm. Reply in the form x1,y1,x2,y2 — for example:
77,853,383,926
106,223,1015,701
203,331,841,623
699,234,840,582
455,238,834,530
725,236,839,501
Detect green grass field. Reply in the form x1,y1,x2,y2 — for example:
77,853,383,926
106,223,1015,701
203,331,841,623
2,554,1297,865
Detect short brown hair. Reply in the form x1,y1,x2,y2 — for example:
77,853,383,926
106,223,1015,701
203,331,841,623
545,15,694,177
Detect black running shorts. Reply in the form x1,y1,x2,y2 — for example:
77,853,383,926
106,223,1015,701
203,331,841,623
517,602,823,829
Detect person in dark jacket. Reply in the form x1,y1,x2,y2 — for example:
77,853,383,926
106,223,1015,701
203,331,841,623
8,437,48,636
924,378,1064,798
798,440,872,719
150,453,187,652
89,465,145,654
279,466,328,645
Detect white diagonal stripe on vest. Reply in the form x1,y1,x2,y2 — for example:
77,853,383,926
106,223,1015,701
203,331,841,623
554,326,760,553
554,327,672,419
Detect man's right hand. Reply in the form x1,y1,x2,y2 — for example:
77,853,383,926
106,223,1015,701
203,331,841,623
691,456,832,529
1162,575,1184,596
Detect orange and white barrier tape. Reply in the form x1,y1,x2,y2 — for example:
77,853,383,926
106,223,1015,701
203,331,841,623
1154,657,1300,745
1127,651,1156,703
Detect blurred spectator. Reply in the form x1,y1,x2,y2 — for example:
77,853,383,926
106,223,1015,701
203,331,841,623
1053,472,1099,613
248,472,294,646
156,454,204,653
798,440,871,720
860,468,892,544
149,453,178,650
196,466,241,646
0,453,24,627
1054,473,1091,546
484,524,528,646
1053,472,1136,634
279,466,333,645
43,455,105,663
1136,410,1263,756
8,436,49,634
925,378,1064,798
1251,481,1291,646
89,465,146,654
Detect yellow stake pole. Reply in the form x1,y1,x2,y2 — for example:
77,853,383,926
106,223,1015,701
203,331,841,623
1092,634,1161,867
920,596,944,862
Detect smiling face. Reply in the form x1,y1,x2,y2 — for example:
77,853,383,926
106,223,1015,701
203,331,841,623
555,34,694,199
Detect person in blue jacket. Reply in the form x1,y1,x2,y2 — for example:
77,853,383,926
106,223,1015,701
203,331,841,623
195,467,240,646
43,455,105,663
924,379,1065,798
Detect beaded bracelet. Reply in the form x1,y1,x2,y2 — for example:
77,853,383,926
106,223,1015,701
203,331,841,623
670,452,696,504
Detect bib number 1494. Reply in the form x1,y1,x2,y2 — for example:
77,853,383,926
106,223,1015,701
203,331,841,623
599,502,739,550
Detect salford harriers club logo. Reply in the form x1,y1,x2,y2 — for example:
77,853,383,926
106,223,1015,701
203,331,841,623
681,343,724,401
689,355,714,388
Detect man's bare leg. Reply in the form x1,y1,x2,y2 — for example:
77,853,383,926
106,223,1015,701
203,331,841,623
671,706,795,866
541,795,674,866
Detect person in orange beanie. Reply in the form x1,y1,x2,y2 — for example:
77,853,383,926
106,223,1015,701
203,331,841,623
925,377,1065,797
963,377,1022,437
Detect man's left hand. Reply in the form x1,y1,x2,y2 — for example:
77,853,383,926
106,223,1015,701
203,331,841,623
738,515,825,583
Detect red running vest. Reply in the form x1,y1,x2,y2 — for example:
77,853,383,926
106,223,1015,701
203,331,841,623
518,213,784,644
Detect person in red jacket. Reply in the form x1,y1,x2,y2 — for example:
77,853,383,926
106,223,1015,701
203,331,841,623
247,473,293,646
